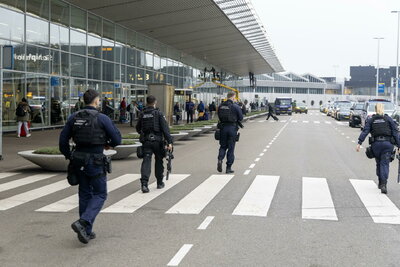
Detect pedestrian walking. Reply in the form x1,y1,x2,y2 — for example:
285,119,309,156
128,101,138,127
136,95,173,193
356,103,400,194
174,102,181,124
217,92,243,174
59,89,121,244
119,97,127,123
209,102,216,119
16,98,31,138
266,103,278,121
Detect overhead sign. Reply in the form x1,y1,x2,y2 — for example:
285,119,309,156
3,46,14,69
378,83,385,93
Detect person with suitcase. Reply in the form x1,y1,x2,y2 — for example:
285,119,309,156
266,103,279,121
16,98,32,138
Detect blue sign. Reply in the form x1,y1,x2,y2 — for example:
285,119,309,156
51,77,60,86
378,83,385,93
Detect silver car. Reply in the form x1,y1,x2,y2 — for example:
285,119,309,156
360,100,395,129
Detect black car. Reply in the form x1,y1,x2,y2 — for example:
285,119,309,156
349,102,364,127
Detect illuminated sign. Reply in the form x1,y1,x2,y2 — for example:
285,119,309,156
14,53,53,62
102,47,113,51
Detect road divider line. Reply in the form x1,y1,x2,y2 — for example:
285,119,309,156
302,177,338,221
166,175,234,215
263,149,267,152
244,170,251,175
102,174,190,213
303,121,309,123
0,173,19,180
249,164,256,169
37,174,140,212
350,179,400,224
197,216,215,230
233,175,280,217
255,158,260,162
0,174,59,193
167,244,193,266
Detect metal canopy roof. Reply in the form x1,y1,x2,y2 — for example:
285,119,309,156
67,0,284,76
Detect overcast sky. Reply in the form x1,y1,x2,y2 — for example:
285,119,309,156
251,0,400,80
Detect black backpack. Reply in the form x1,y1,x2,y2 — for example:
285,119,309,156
16,104,26,117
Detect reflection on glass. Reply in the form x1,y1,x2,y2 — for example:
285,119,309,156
127,47,136,66
88,35,101,58
61,52,69,76
0,7,24,42
50,77,69,125
121,65,126,83
50,23,69,51
127,67,136,83
137,68,145,85
26,16,49,46
137,50,145,68
88,13,102,36
5,42,26,71
27,0,49,19
50,49,61,75
26,75,50,128
114,64,121,82
70,30,86,55
71,55,86,78
26,45,50,74
70,6,86,31
145,52,153,69
0,0,25,12
103,20,114,40
103,61,114,81
102,39,114,61
70,79,87,112
154,55,160,71
51,0,69,26
88,58,101,80
2,72,25,131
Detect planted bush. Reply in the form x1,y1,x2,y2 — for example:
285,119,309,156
33,147,62,155
121,139,137,145
122,134,141,139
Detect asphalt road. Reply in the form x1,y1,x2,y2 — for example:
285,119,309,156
1,111,400,267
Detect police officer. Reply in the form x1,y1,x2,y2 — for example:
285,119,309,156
136,95,173,193
59,89,121,244
357,103,400,194
217,92,243,174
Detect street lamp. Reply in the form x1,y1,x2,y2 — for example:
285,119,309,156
373,37,384,97
392,11,400,106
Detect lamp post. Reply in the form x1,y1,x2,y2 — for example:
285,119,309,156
374,37,384,97
392,11,400,106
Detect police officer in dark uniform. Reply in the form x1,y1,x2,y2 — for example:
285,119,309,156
59,89,121,244
136,95,173,193
357,103,400,194
217,92,243,174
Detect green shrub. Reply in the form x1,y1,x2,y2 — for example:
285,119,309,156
122,134,140,139
121,139,137,145
33,147,62,155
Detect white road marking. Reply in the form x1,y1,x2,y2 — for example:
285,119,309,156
0,174,58,193
197,216,215,230
352,140,356,143
232,175,280,217
269,121,276,123
292,120,298,123
102,174,190,213
167,244,193,266
346,136,350,139
302,177,338,221
341,133,344,135
314,121,320,124
249,164,256,169
303,121,309,123
259,153,264,156
0,180,70,210
249,120,255,123
0,173,19,180
255,158,260,162
350,179,400,224
37,174,140,212
325,121,332,124
280,120,287,123
258,120,264,123
266,146,270,148
263,149,267,152
166,175,234,214
244,170,251,175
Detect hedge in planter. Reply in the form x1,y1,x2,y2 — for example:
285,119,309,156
122,134,141,139
34,146,62,155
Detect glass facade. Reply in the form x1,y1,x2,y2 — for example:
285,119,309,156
0,0,212,131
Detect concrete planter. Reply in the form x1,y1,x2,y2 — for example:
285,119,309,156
200,126,213,133
112,143,142,160
18,150,117,172
186,129,202,138
171,132,189,141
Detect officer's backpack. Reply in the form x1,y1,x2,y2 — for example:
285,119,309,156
218,101,237,123
16,104,26,117
72,109,107,146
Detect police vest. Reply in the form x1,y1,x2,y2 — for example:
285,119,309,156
371,115,391,137
140,108,161,134
218,101,237,123
72,109,107,146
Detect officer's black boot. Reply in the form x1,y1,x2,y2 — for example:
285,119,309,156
141,184,150,193
157,181,165,189
381,183,388,194
71,219,90,244
378,180,383,189
226,166,234,174
217,160,223,173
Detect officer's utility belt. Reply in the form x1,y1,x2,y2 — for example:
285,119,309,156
218,122,237,129
141,133,163,142
369,136,394,144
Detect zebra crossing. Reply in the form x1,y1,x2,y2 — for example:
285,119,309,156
1,172,400,225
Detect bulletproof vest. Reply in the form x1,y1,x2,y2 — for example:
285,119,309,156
140,108,161,134
218,101,237,123
371,115,391,137
72,109,107,146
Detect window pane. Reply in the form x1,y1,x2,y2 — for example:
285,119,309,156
26,45,50,73
121,65,126,83
70,78,87,111
103,20,114,40
4,42,25,71
88,58,101,80
71,55,86,78
50,77,69,125
70,30,86,55
137,50,145,68
154,54,160,71
137,68,145,85
27,0,49,19
88,35,101,58
114,64,121,82
115,42,123,63
61,52,69,76
2,72,25,131
0,0,25,12
116,25,126,44
50,23,69,51
127,66,135,83
102,39,114,61
102,61,114,81
27,75,50,127
127,47,136,66
0,7,24,42
70,6,86,31
50,0,69,26
50,49,61,75
88,13,102,36
145,52,153,69
26,16,49,46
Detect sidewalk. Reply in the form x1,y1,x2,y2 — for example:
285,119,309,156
0,123,136,172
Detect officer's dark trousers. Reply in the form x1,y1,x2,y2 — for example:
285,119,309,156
77,161,107,234
187,111,193,123
141,141,164,185
372,141,394,183
218,125,237,167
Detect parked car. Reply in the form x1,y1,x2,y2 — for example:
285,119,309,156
360,99,395,129
295,103,308,114
334,101,352,120
349,102,364,127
